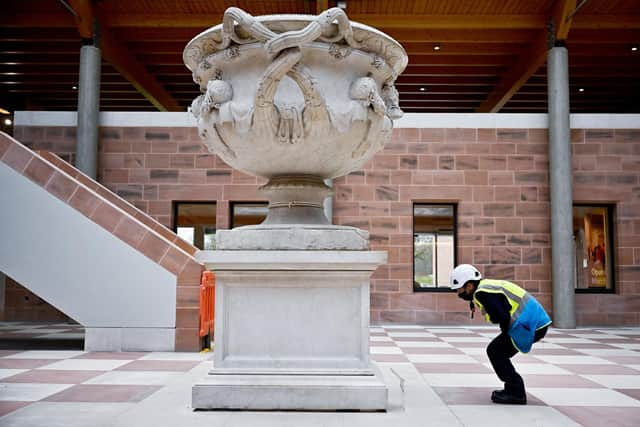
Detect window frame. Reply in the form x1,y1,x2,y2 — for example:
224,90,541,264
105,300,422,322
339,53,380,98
412,202,458,293
230,201,269,228
171,201,217,250
573,203,616,294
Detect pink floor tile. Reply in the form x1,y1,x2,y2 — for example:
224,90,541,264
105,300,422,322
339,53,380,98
448,341,487,347
2,370,103,384
431,333,479,337
371,354,409,363
564,343,617,349
0,350,21,357
384,328,427,333
522,374,604,388
556,364,640,375
593,338,636,344
392,336,441,342
0,359,57,369
0,402,31,417
615,389,640,401
432,386,545,406
115,360,200,372
603,356,640,365
554,406,640,427
414,363,492,373
72,352,147,360
43,384,161,403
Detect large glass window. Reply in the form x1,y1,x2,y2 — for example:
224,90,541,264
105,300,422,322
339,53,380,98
573,205,614,292
173,202,217,250
413,204,456,291
231,202,268,228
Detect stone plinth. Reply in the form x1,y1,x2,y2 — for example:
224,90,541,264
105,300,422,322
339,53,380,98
192,250,388,411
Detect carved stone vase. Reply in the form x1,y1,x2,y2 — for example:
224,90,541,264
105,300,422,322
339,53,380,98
185,7,407,411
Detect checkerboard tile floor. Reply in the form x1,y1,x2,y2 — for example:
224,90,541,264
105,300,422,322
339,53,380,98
371,325,640,426
0,324,638,426
0,322,85,350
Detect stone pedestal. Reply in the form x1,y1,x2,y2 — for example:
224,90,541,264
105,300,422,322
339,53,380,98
192,250,388,411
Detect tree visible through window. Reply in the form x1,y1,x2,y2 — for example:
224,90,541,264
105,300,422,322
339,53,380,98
413,204,456,291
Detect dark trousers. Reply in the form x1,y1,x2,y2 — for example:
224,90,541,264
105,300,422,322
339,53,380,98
486,326,548,397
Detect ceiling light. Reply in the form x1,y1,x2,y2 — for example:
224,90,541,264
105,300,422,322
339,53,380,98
4,118,12,125
72,85,78,90
433,44,441,51
0,107,10,115
578,88,585,92
420,87,426,91
632,45,639,52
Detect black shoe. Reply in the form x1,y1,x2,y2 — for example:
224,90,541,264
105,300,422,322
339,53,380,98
491,389,527,405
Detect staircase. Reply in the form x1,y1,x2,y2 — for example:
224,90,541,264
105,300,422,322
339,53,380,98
0,132,204,351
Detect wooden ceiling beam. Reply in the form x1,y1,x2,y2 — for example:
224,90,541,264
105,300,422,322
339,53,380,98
0,13,75,28
476,0,577,113
64,0,181,112
351,14,545,29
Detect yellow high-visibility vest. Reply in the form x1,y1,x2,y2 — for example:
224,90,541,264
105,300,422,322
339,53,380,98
472,279,530,326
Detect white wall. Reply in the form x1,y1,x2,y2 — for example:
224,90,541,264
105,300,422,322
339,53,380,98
0,162,176,329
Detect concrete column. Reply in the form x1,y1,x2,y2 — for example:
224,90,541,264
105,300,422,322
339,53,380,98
547,45,576,328
75,44,101,179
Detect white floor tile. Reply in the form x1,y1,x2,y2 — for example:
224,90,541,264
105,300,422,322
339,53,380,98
449,405,582,427
573,348,639,357
425,328,477,334
3,351,86,360
582,374,640,389
407,354,478,363
370,347,403,355
0,383,73,401
139,352,211,361
381,325,426,330
481,363,572,375
370,336,393,342
422,373,502,387
0,402,134,426
535,355,613,365
0,369,28,380
528,387,640,407
38,359,131,371
531,342,566,350
595,329,640,335
457,347,487,355
83,370,183,385
629,365,640,371
395,341,453,348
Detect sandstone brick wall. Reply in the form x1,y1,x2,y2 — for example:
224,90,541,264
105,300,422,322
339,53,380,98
11,124,640,327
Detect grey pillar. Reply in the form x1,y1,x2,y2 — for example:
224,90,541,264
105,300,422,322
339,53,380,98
75,44,101,178
547,46,576,328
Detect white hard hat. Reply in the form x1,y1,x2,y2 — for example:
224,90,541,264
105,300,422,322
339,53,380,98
450,264,482,290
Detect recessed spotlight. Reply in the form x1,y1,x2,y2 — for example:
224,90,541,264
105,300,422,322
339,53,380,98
4,118,12,125
578,88,585,92
433,43,441,51
72,85,78,90
420,87,426,91
631,45,639,52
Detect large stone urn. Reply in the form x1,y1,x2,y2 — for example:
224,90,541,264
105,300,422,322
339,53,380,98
186,7,407,411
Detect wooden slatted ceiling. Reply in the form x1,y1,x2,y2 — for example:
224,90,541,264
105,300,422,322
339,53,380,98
1,0,639,113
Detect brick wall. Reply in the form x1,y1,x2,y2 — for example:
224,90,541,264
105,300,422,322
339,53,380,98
11,124,640,326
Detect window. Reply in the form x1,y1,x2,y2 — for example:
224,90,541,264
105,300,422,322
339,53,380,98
231,202,268,228
413,204,457,291
173,202,217,250
573,205,615,292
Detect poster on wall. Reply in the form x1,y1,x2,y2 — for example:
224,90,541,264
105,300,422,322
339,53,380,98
585,213,607,288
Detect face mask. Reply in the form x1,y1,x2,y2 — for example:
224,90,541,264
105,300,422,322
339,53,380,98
458,291,474,301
